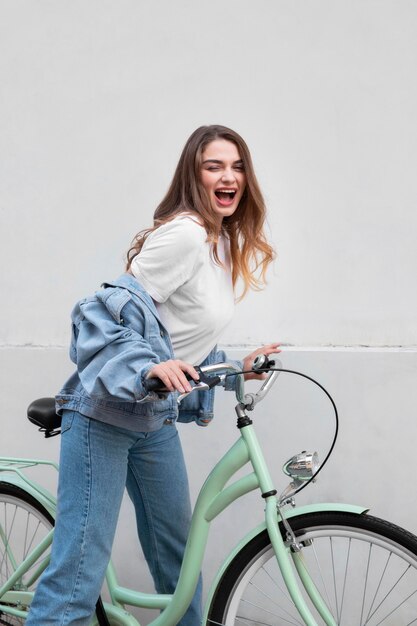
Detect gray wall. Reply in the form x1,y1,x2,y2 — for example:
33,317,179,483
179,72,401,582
1,2,416,623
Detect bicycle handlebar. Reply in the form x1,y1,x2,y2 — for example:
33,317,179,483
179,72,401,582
144,361,246,388
143,356,281,407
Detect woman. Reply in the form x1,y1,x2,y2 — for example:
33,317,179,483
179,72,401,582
26,125,279,626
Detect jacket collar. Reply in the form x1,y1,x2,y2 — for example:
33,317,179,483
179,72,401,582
101,273,161,320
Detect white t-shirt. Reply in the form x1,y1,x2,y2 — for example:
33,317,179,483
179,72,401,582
130,215,235,365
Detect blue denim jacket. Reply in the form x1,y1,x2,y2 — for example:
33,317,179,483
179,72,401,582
55,273,240,432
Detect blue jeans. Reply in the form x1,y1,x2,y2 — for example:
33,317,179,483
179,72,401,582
26,410,202,626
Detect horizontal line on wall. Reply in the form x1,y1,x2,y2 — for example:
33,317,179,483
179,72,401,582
0,344,67,349
1,344,417,353
221,344,417,353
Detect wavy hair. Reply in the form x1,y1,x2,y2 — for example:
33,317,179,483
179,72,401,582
126,125,275,299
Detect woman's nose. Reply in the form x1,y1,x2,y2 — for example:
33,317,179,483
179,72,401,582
221,168,235,183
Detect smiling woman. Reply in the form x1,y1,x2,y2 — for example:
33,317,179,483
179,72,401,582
25,124,278,626
127,124,274,300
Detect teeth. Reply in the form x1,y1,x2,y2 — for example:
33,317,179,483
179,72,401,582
217,189,235,194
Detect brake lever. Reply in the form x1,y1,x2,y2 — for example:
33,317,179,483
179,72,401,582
177,380,210,404
177,370,221,405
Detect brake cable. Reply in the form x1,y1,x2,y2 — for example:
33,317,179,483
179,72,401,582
224,367,339,496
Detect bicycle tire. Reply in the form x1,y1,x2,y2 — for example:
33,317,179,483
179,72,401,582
207,511,417,625
0,482,54,625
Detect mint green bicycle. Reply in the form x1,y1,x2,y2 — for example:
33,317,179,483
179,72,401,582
1,357,417,625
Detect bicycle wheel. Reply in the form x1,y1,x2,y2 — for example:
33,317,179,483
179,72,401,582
207,511,417,626
0,482,54,625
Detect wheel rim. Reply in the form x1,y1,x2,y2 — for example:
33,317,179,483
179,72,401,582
218,524,417,626
0,492,52,625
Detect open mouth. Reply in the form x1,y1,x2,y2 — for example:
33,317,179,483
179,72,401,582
214,189,237,203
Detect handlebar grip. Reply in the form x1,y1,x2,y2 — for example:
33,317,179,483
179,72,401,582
143,369,221,394
143,377,169,393
143,371,196,393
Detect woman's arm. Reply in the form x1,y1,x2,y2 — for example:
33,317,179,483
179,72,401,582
72,291,200,401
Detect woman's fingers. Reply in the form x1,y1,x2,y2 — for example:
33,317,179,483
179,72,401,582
243,343,281,366
264,342,281,353
243,343,281,381
147,360,199,393
148,364,181,392
252,343,281,358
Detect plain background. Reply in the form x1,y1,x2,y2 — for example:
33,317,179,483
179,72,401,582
1,2,416,623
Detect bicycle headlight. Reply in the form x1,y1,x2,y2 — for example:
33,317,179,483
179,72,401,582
283,451,319,482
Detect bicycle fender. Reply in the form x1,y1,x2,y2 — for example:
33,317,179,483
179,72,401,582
202,501,368,622
0,476,56,519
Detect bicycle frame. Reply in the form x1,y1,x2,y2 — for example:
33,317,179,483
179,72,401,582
0,420,367,626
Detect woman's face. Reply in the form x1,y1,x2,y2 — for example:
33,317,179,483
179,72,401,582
200,139,246,222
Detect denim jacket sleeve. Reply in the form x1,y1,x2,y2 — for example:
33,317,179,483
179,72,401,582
70,290,163,402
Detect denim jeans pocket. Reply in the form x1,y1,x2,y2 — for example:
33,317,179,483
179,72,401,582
60,409,76,434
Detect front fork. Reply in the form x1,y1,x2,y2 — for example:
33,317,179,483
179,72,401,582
264,497,336,626
241,424,336,626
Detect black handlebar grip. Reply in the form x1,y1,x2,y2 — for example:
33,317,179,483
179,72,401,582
143,368,221,394
143,377,169,393
143,370,199,393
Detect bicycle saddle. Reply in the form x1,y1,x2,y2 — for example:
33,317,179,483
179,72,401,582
27,397,62,437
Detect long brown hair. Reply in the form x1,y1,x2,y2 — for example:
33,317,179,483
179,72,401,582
126,125,275,299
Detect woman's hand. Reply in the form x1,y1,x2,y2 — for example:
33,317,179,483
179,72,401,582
147,359,200,393
242,343,281,381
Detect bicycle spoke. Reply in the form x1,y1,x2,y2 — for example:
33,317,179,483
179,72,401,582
360,542,373,624
1,504,19,581
310,539,335,616
248,578,303,625
206,615,276,626
373,587,417,625
365,563,412,623
0,503,7,581
263,564,297,611
330,536,340,623
338,537,351,624
240,597,301,625
0,506,7,580
207,615,272,626
23,512,42,559
236,617,275,626
363,551,392,623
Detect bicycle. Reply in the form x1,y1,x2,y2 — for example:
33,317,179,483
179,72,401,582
1,356,417,625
